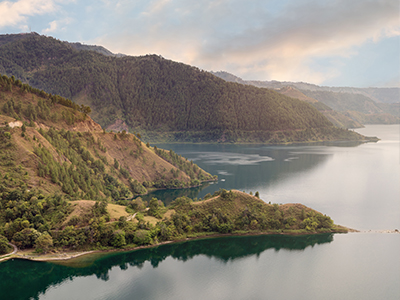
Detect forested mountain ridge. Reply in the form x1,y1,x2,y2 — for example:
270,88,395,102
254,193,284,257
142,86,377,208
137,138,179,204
277,87,363,128
213,71,400,126
212,71,399,104
0,75,215,202
0,33,372,143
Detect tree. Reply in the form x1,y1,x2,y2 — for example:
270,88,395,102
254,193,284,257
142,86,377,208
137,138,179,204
134,229,152,245
80,104,91,115
12,228,41,249
0,235,12,255
148,197,164,218
35,232,53,253
111,230,126,248
130,197,146,212
114,158,119,170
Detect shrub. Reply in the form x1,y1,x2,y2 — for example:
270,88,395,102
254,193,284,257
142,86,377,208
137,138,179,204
0,235,12,255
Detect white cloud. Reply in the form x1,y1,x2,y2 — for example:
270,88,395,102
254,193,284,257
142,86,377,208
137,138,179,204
196,0,400,82
42,17,72,34
3,0,396,86
94,0,399,84
42,20,58,33
0,0,56,28
0,0,77,31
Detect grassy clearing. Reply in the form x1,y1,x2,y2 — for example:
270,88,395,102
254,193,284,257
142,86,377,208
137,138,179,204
108,203,129,220
63,200,95,226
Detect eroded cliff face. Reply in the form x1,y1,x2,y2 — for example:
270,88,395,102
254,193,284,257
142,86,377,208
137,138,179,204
72,116,102,132
105,119,129,133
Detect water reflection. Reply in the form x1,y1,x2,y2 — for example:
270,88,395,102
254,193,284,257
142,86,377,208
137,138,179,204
0,234,333,300
136,183,210,205
145,139,374,204
142,143,336,202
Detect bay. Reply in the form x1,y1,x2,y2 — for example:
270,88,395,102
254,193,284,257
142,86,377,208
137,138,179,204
0,125,399,300
152,124,400,230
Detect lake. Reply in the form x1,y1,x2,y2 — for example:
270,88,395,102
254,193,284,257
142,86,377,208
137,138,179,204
152,124,400,230
0,125,399,300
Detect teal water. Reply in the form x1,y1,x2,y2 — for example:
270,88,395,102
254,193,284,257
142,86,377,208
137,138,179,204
0,233,399,300
152,125,400,230
0,125,399,299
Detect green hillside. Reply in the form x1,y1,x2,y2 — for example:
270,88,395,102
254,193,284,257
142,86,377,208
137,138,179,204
0,187,346,256
0,76,348,257
0,75,215,202
0,33,372,143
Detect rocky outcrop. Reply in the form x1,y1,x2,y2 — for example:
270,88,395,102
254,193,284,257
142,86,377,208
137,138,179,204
71,116,102,132
106,119,129,133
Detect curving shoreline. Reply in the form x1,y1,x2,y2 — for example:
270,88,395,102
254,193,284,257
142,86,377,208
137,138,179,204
1,229,345,263
2,227,398,263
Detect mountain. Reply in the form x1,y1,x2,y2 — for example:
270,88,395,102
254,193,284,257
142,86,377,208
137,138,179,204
300,89,399,124
67,42,125,57
276,86,363,128
0,33,373,143
212,71,400,126
0,75,215,201
212,71,399,104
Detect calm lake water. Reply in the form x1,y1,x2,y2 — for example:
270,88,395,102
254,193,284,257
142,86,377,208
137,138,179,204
0,125,399,300
153,124,400,230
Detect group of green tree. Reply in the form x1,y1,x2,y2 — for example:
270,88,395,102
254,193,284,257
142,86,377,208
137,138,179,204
0,33,370,143
0,74,91,116
154,146,217,183
0,184,340,256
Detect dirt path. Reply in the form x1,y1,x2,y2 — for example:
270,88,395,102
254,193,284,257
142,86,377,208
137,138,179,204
127,213,137,221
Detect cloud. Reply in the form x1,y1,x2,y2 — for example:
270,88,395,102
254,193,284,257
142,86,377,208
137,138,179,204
94,0,399,84
3,0,395,86
0,0,76,31
197,0,399,82
0,0,57,29
42,17,72,34
42,20,58,33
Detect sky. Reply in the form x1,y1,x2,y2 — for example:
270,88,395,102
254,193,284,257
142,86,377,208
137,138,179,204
0,0,399,88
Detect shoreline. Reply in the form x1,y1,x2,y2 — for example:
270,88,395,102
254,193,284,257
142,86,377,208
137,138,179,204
1,228,346,263
2,228,398,263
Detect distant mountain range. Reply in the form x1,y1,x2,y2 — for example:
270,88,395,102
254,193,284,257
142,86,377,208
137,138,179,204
0,32,382,143
212,71,399,127
211,71,399,103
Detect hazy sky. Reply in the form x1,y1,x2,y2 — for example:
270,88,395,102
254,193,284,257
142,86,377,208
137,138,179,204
0,0,399,87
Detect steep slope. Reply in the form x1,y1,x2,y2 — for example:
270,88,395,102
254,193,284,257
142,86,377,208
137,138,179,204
0,75,215,201
0,33,371,143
